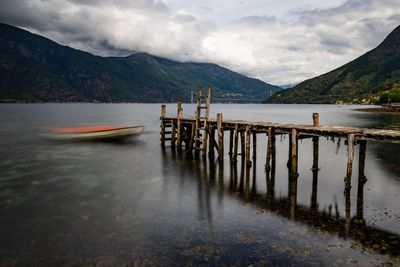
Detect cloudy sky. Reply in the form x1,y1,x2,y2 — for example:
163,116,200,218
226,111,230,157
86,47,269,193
0,0,399,85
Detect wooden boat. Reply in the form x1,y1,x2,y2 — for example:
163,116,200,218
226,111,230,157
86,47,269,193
46,125,144,141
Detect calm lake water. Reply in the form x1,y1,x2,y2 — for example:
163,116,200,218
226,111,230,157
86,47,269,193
0,104,399,266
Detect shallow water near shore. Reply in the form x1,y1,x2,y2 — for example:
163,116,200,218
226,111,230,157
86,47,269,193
0,103,400,266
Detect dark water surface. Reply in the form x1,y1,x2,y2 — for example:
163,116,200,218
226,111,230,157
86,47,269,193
0,104,399,266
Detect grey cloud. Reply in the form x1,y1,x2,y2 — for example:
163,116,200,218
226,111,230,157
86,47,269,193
173,14,196,23
238,15,277,25
0,0,399,85
67,0,169,12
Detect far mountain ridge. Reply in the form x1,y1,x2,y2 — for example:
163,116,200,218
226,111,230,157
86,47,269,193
0,23,282,103
267,25,400,104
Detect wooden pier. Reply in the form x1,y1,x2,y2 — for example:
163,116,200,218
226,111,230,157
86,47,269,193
160,87,400,191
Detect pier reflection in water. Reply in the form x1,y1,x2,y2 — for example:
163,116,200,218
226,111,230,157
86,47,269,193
163,140,400,259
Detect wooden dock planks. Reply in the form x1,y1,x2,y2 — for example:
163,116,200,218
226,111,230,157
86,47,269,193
163,116,400,144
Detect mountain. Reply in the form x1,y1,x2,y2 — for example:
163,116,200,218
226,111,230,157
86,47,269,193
267,25,400,104
0,23,282,103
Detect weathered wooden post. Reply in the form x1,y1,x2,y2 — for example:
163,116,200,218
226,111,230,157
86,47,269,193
265,128,273,171
312,137,319,171
229,129,234,157
177,106,183,150
290,129,298,177
240,131,245,162
194,91,202,153
358,141,367,180
217,113,224,160
271,131,276,176
356,140,367,222
233,124,239,163
161,104,166,118
245,126,252,167
313,113,319,127
206,86,211,118
160,105,166,147
345,133,355,189
171,118,176,150
189,121,196,150
208,126,215,158
252,132,257,162
177,97,182,113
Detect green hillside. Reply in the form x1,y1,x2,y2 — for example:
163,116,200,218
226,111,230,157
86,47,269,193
0,23,282,103
267,25,400,104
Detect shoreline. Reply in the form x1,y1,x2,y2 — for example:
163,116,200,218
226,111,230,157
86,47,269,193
356,107,400,114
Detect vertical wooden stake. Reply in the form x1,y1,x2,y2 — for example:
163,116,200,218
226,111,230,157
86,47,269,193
233,124,239,163
171,119,176,150
290,129,298,178
217,113,224,160
252,132,257,162
177,108,183,150
240,131,245,162
177,97,182,114
313,113,319,127
202,123,208,159
160,104,166,119
245,126,252,167
208,126,215,158
206,86,211,119
160,121,166,147
312,137,319,171
345,133,355,190
271,132,276,175
229,129,234,157
265,128,272,171
358,140,367,180
160,105,166,147
189,121,196,150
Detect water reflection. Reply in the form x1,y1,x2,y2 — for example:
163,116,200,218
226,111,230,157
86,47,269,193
165,149,400,257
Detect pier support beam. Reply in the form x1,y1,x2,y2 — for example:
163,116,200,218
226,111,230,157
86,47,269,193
217,113,224,160
265,128,273,171
290,129,299,178
358,140,367,180
345,133,355,190
208,126,215,158
240,131,245,162
245,126,252,167
312,137,319,171
229,129,234,158
171,119,176,150
160,105,166,147
160,104,166,118
233,124,239,163
356,140,367,223
252,132,257,162
177,108,183,150
313,113,319,127
189,121,195,151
